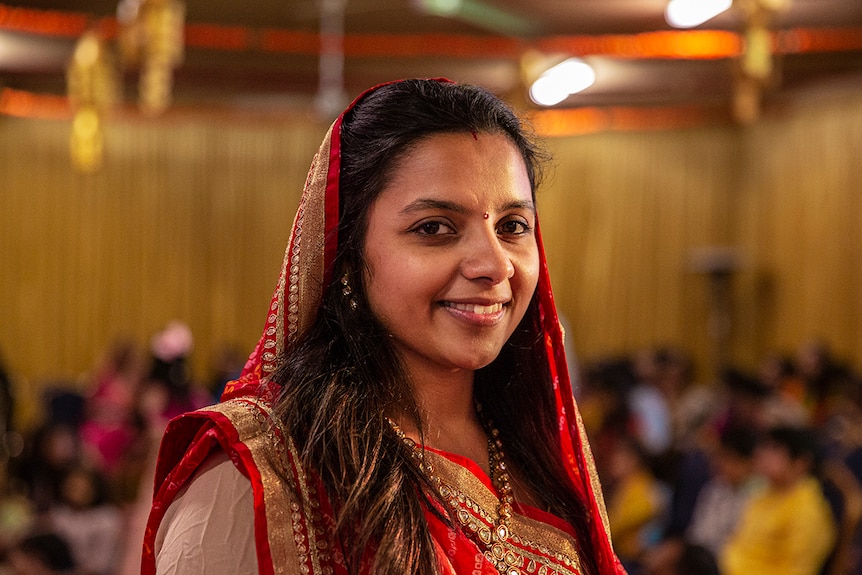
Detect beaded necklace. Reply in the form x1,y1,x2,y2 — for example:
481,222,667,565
385,416,521,574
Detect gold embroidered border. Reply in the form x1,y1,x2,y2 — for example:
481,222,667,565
205,399,328,575
426,450,581,574
292,125,333,344
282,427,328,575
573,408,613,544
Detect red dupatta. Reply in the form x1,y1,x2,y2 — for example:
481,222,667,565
142,79,625,575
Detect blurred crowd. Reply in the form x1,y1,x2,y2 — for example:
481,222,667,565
0,322,243,575
0,329,860,575
580,341,862,575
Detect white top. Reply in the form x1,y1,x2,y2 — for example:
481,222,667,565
155,451,259,574
50,504,123,575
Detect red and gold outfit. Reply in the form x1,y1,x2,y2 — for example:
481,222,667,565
141,80,626,575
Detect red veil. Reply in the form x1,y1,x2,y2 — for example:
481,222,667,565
142,79,625,575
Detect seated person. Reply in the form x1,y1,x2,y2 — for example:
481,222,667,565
721,425,837,575
687,425,760,556
5,532,76,575
606,437,666,570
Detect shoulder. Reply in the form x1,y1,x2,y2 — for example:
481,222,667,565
155,451,258,574
153,397,283,490
179,397,281,444
145,397,295,574
147,397,344,575
171,450,251,503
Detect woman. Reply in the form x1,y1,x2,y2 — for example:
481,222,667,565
143,79,625,575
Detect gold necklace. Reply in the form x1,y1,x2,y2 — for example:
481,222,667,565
385,417,521,575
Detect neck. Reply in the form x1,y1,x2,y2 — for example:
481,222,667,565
771,473,807,492
390,364,490,475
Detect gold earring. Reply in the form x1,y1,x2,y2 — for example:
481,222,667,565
341,273,359,311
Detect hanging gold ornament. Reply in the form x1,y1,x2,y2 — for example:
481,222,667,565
742,22,774,81
70,106,105,172
732,0,792,124
138,0,185,116
117,0,185,116
117,0,146,67
66,30,119,172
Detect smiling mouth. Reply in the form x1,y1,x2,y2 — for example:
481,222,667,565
441,302,505,315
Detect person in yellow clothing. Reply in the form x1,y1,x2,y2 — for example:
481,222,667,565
606,437,666,571
721,425,837,575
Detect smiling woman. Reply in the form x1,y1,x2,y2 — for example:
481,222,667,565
142,79,626,575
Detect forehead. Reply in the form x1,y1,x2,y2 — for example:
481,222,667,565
380,131,533,208
757,440,792,457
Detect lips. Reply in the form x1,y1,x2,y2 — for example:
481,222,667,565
441,301,505,315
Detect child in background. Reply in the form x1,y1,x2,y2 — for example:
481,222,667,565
687,426,760,556
721,425,837,575
606,436,667,572
4,532,76,575
48,466,122,575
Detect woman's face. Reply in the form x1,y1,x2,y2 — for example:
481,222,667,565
362,131,540,379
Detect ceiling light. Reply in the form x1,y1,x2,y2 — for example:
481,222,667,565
665,0,732,29
529,58,595,107
412,0,463,17
412,0,536,36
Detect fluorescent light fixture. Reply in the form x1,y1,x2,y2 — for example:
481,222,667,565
411,0,537,35
529,58,596,107
414,0,462,16
0,32,70,70
665,0,732,28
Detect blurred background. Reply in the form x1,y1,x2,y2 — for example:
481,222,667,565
1,0,862,574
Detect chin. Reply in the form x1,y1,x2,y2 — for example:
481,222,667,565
453,347,506,371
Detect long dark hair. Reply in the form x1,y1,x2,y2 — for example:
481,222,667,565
272,79,599,575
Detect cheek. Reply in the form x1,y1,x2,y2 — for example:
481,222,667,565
363,253,430,318
509,253,539,328
519,249,541,293
756,451,784,475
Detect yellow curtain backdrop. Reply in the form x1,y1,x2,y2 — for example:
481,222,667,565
734,96,862,366
1,92,861,400
0,113,322,397
538,127,737,377
537,92,862,379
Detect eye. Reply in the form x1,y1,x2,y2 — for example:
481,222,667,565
497,218,532,237
411,220,455,236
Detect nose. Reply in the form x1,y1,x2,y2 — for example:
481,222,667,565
460,227,515,284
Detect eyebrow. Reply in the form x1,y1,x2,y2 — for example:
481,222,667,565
400,199,467,215
400,198,535,215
